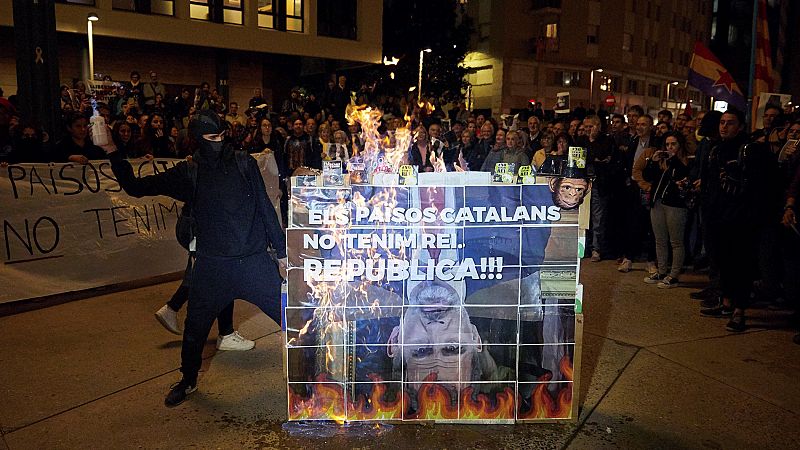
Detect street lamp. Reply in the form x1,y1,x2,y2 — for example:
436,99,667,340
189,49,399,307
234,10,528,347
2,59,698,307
418,48,432,103
589,68,603,110
87,13,99,82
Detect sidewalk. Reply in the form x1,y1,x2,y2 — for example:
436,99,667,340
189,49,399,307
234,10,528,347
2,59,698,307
1,261,799,449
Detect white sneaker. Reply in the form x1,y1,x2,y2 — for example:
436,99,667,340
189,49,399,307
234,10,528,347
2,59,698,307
155,305,181,335
216,331,255,351
617,258,633,273
646,261,658,275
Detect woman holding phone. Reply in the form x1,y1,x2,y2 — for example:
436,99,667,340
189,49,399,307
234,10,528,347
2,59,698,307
633,131,691,288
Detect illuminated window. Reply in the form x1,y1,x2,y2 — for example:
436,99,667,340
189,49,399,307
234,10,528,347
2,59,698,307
190,0,242,24
258,0,275,29
190,0,209,20
259,0,304,33
223,0,243,24
285,0,304,32
545,23,558,39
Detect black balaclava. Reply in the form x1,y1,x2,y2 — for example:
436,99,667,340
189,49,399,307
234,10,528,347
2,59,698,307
189,110,229,162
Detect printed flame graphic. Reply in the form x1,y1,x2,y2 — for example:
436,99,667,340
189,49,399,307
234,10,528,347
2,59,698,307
518,354,574,420
289,359,574,422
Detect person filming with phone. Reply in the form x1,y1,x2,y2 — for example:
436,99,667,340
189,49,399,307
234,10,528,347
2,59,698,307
632,131,691,289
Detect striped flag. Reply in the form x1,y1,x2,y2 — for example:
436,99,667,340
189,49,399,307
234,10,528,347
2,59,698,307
751,0,775,128
687,42,746,109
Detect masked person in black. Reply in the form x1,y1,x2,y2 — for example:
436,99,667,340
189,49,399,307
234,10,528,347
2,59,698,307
105,110,287,407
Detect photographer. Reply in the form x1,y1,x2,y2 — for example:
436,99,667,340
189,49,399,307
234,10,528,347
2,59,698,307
634,131,691,289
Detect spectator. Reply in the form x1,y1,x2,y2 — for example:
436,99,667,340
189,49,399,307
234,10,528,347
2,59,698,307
304,93,322,122
634,131,691,288
655,121,672,137
281,88,303,116
284,118,319,173
171,88,193,129
195,81,213,110
112,121,136,158
532,130,556,168
142,71,166,109
134,113,173,158
700,109,778,333
332,75,350,121
481,128,506,172
409,125,434,172
468,122,493,172
249,88,268,109
54,112,106,163
538,132,573,175
500,130,531,168
525,116,542,156
331,130,351,162
304,118,318,140
567,118,581,140
449,129,474,171
618,113,658,272
675,113,690,133
581,115,621,264
657,109,673,125
6,122,48,163
125,71,143,107
225,102,247,128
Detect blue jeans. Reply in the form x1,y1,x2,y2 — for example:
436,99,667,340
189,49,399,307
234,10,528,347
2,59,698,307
650,201,688,278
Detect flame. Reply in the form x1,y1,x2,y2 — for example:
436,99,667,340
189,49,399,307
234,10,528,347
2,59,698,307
429,147,447,173
288,381,347,423
459,387,515,420
348,382,406,421
517,354,574,420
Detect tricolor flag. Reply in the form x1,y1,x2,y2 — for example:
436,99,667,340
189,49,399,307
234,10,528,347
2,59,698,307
688,42,746,110
751,0,775,129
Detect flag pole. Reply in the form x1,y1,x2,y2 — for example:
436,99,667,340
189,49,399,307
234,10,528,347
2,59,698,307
746,0,759,126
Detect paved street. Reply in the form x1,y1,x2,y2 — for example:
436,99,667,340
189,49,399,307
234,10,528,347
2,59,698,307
1,260,799,449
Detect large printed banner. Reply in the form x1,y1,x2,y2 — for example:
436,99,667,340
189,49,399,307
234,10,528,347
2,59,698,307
0,159,189,303
0,154,281,304
285,180,582,423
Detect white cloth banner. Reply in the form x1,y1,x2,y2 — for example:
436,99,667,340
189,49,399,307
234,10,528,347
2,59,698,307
0,154,281,304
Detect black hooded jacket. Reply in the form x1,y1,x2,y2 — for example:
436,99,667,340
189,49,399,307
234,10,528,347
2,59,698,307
109,143,286,259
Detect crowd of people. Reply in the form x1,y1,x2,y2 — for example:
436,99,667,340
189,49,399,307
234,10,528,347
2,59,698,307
1,71,799,342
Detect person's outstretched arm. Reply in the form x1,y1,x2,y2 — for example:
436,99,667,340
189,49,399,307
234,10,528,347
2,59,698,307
106,147,192,202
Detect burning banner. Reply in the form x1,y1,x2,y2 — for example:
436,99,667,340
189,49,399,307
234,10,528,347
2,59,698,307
284,181,580,423
282,106,583,423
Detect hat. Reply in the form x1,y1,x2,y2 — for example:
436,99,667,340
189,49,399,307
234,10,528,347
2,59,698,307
189,109,223,141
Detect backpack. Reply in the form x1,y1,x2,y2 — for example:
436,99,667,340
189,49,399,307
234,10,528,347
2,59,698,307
175,150,252,250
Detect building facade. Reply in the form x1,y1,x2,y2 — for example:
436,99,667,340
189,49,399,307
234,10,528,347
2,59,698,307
1,0,382,107
464,0,713,116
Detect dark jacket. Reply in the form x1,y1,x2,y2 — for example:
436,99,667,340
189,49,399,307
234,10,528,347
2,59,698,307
54,138,106,162
703,132,778,224
109,147,286,259
642,155,690,208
